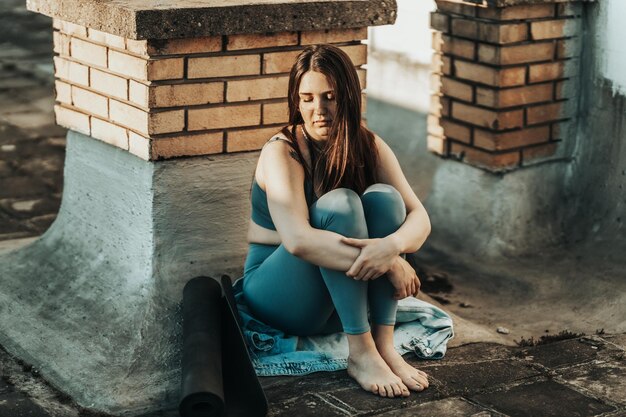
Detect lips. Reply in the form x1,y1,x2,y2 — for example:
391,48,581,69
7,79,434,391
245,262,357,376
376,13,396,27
314,120,331,125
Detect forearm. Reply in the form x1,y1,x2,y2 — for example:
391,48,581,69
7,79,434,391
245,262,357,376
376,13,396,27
389,206,431,254
293,227,362,271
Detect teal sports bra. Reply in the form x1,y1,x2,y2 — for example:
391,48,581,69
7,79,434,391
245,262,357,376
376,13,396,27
250,133,320,231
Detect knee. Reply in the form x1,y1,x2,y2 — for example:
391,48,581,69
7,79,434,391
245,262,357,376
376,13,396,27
310,188,367,238
361,183,406,226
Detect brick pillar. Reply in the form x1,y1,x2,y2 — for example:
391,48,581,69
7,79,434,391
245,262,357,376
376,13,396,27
428,0,583,172
51,21,367,160
1,1,395,414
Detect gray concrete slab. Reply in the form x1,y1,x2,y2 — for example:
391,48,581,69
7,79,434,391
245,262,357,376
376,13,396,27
27,0,397,39
518,338,606,369
0,392,53,417
560,361,626,407
375,397,490,417
472,379,616,417
423,359,541,396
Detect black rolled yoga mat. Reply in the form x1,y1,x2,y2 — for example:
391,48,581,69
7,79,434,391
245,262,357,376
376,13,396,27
180,276,268,417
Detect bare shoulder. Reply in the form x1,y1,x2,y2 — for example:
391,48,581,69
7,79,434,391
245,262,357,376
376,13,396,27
257,130,304,188
260,131,302,166
372,133,396,167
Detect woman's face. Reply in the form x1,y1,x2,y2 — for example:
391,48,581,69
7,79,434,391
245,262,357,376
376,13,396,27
298,70,337,141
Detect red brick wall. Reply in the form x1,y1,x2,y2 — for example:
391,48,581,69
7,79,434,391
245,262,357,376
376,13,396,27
52,20,367,160
429,1,582,171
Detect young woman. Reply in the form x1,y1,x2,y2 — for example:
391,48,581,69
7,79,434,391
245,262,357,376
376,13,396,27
242,44,431,398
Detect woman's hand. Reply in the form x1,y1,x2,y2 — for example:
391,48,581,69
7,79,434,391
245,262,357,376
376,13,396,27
340,236,399,280
387,256,421,300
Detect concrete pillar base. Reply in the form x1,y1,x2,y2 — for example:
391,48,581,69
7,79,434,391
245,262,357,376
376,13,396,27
425,160,572,258
0,131,256,415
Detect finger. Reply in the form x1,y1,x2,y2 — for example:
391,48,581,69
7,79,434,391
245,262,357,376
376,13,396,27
350,261,365,280
346,258,363,278
341,237,366,248
362,269,377,281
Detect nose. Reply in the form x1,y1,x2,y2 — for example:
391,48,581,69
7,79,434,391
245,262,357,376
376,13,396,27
314,99,327,115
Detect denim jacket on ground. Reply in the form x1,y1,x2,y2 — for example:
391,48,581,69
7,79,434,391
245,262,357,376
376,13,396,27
232,276,455,377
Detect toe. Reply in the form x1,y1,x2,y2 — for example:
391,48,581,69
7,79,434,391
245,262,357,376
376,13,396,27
370,383,379,394
410,380,423,391
391,383,402,397
384,384,394,398
411,377,425,391
378,385,388,397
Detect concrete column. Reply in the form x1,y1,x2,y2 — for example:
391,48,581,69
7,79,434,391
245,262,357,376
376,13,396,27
1,0,396,415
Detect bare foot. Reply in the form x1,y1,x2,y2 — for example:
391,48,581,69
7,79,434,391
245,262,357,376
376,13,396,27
377,346,430,392
347,350,410,398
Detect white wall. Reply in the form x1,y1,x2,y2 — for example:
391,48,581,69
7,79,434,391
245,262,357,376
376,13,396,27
598,0,626,95
367,0,436,112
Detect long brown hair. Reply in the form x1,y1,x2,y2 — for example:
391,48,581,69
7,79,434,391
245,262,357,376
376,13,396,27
285,44,379,196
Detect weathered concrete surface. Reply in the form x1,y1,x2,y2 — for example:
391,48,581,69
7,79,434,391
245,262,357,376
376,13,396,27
484,0,595,7
0,131,257,415
256,336,625,416
26,0,397,39
2,334,623,416
563,0,626,248
422,1,624,260
368,98,626,343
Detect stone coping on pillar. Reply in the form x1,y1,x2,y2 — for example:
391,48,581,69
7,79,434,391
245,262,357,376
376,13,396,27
26,0,397,40
442,0,594,7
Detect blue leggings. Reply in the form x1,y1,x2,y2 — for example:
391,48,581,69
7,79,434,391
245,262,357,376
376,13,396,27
242,183,407,336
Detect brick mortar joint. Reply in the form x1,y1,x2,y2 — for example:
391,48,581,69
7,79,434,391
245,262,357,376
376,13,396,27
438,14,581,24
437,0,594,8
57,27,367,58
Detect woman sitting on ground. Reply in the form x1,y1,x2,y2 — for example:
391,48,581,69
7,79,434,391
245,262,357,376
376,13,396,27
242,44,431,398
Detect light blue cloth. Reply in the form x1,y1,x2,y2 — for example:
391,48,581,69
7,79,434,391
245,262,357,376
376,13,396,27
232,276,454,376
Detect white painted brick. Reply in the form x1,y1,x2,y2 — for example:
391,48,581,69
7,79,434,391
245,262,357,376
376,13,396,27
109,100,148,133
108,50,147,79
53,31,71,56
88,28,126,49
129,80,149,108
91,117,129,150
71,86,108,118
71,37,108,68
59,20,87,37
125,39,148,56
55,80,72,104
128,131,151,160
54,105,90,135
54,56,89,86
90,68,128,100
